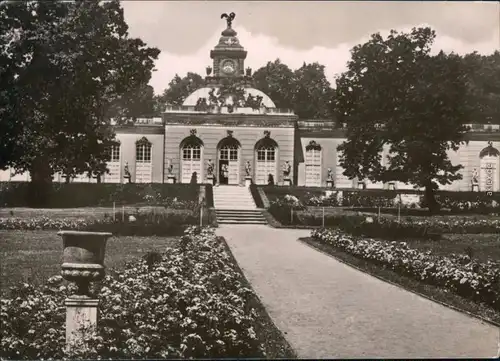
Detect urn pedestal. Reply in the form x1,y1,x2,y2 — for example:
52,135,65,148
283,177,291,186
326,180,334,188
245,176,252,187
59,231,112,351
167,175,176,184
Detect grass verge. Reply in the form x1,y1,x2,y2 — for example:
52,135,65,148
299,236,500,326
219,235,297,359
0,230,178,296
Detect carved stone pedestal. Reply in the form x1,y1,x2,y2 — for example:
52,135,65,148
167,175,176,184
65,297,99,351
472,184,479,192
245,176,252,187
326,180,334,188
283,177,291,186
207,175,214,185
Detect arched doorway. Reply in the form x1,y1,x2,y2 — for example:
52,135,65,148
255,137,278,185
217,136,241,185
479,142,500,192
305,140,322,186
180,135,203,184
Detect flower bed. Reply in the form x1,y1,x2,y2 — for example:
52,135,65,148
1,227,268,359
0,211,197,236
260,187,500,212
311,228,500,311
268,201,500,239
0,182,200,208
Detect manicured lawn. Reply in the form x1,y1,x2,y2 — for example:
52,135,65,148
403,233,500,264
0,230,179,296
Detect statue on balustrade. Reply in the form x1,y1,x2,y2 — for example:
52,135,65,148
124,162,132,183
327,168,334,181
282,161,291,178
245,160,251,177
472,168,479,184
207,159,214,176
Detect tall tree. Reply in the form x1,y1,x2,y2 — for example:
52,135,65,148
108,84,158,124
335,27,471,213
253,59,334,118
463,51,500,124
0,0,160,204
253,59,295,110
156,72,205,108
292,62,334,119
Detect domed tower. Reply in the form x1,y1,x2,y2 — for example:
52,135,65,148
207,12,250,85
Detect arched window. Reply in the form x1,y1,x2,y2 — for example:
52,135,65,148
255,137,278,185
104,141,121,183
135,137,152,183
305,140,322,187
218,135,241,185
180,135,203,183
479,142,500,192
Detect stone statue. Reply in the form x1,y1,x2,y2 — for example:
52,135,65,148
221,12,236,28
327,168,334,181
207,159,214,176
283,161,291,178
245,161,251,177
168,164,173,175
123,162,131,183
472,168,479,184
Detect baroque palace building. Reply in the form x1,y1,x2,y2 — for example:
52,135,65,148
1,17,500,193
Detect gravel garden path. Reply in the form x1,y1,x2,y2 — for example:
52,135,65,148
216,225,499,359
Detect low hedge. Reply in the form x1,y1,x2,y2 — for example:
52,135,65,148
312,228,500,311
0,211,197,236
260,186,500,212
268,203,500,239
0,182,200,208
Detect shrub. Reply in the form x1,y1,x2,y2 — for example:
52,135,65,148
268,207,500,239
1,227,265,359
0,182,200,208
260,186,500,213
312,228,500,310
0,211,197,236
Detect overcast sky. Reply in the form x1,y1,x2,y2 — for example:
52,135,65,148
121,1,500,95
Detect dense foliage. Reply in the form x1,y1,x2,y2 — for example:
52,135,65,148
1,227,267,359
0,211,196,236
0,0,160,206
267,197,500,238
335,27,472,213
261,187,500,213
0,183,199,208
312,228,500,311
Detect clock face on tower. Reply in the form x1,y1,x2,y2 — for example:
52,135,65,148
221,59,236,75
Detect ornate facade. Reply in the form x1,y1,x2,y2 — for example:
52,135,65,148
1,15,499,192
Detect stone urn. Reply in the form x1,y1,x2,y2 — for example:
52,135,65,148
59,231,112,298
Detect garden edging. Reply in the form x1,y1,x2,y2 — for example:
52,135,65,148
298,237,500,328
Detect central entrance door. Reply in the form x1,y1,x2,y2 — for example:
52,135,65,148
218,136,240,185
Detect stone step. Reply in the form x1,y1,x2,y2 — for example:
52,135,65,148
216,209,262,214
218,219,267,225
216,212,264,218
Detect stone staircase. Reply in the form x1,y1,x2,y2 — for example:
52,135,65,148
213,185,267,225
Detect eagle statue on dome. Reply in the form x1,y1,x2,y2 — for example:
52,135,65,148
221,12,236,28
